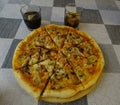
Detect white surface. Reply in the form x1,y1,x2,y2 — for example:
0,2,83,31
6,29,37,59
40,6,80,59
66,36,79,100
0,38,13,68
75,0,98,9
0,68,38,105
0,4,22,19
100,10,120,25
79,23,112,44
31,0,53,7
88,73,120,105
15,20,31,39
51,7,65,22
113,45,120,64
115,1,120,9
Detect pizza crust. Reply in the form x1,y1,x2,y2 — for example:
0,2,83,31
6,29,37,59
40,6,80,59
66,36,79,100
42,84,84,98
81,58,104,89
79,31,104,89
40,72,102,103
12,29,39,70
40,83,96,103
12,37,44,100
13,70,40,99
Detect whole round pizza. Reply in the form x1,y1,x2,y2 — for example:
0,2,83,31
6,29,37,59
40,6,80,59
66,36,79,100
12,24,104,103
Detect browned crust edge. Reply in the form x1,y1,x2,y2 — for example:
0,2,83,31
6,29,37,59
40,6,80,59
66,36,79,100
40,81,97,103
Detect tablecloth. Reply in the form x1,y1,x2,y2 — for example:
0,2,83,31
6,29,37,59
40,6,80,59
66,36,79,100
0,0,120,105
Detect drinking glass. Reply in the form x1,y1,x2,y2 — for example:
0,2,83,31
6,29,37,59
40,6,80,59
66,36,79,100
20,5,41,30
65,3,83,28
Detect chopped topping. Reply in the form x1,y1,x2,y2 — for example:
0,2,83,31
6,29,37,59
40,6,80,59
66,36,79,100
77,45,84,53
20,66,30,74
29,52,39,65
19,55,30,67
67,47,80,55
86,64,94,74
88,55,97,64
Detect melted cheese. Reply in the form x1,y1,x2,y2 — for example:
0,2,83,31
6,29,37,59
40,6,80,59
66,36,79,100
40,59,55,75
29,64,41,85
29,52,39,65
19,55,30,67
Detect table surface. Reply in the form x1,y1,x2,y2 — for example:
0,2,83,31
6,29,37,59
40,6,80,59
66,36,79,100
0,0,120,105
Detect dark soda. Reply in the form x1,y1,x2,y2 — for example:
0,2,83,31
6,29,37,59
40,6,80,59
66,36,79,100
23,11,41,30
65,12,80,28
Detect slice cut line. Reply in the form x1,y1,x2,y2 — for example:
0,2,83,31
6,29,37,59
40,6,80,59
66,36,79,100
45,24,70,49
41,59,85,98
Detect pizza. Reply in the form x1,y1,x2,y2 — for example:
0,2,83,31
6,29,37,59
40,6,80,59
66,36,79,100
12,24,104,103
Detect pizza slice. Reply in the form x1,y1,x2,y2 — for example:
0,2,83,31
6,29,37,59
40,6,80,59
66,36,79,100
62,44,85,69
41,57,84,98
13,59,56,99
62,31,104,89
13,36,59,69
24,27,57,50
64,27,85,46
13,40,54,69
77,39,104,89
72,53,104,89
36,27,58,50
12,40,35,69
45,24,69,48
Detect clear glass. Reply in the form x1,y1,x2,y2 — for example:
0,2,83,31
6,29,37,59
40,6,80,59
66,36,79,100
20,5,41,30
64,3,83,28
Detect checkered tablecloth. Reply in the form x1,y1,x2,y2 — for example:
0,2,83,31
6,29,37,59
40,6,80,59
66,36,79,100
0,0,120,105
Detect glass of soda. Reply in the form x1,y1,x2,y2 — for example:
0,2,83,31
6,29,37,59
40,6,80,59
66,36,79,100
65,3,82,28
20,5,41,30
